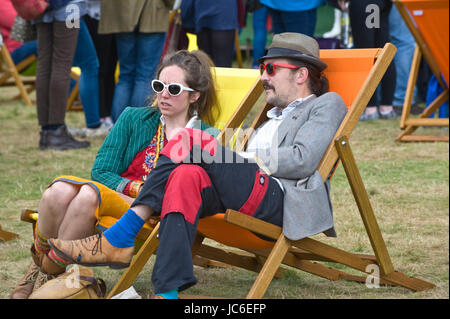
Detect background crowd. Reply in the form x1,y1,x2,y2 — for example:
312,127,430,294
1,0,444,151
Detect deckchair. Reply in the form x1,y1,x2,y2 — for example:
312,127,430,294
0,42,34,106
0,224,19,242
394,0,449,142
106,43,435,299
19,66,261,289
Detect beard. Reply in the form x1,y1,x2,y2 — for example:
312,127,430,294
263,82,290,109
263,82,290,108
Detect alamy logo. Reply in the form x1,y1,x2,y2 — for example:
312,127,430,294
65,4,80,28
65,265,81,288
365,264,380,288
365,4,380,29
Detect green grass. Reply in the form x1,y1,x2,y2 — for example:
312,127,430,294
0,85,448,299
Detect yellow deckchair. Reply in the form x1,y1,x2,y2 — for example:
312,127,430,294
19,65,261,285
106,43,435,299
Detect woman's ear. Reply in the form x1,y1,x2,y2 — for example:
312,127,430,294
189,91,201,104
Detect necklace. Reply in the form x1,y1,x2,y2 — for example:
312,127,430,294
153,123,165,168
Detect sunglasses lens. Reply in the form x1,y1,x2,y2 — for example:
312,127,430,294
259,64,265,75
168,84,182,96
266,63,274,75
152,81,164,93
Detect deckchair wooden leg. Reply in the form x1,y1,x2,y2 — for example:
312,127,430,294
397,89,449,142
335,135,394,275
0,225,19,242
400,46,421,129
246,234,290,299
0,44,32,106
106,222,160,298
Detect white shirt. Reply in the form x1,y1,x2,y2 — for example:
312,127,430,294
159,113,199,129
247,95,313,152
242,95,314,192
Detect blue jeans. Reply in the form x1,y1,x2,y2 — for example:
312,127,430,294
73,18,100,128
267,7,317,36
389,5,417,106
252,6,268,68
111,32,166,122
10,41,38,65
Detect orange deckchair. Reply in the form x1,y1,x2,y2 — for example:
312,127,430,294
107,43,435,299
394,0,449,142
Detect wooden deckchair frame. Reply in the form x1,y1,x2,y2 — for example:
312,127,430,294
394,0,449,142
0,224,19,242
0,43,34,106
106,43,435,299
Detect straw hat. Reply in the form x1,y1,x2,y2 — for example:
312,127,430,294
258,32,327,71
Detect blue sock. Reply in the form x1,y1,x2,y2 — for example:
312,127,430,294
156,289,178,299
104,209,145,248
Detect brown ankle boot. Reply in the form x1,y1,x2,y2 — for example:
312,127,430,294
40,254,65,276
48,233,134,269
10,263,40,299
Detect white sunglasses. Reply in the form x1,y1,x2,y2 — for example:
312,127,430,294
151,79,195,96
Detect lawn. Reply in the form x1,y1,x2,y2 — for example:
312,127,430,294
0,80,448,300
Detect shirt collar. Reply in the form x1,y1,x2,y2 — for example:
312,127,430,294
160,111,199,128
266,94,314,120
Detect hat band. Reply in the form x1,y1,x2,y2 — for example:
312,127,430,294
266,47,318,60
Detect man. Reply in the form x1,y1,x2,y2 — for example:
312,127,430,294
48,33,348,299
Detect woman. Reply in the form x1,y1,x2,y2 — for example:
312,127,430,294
10,50,221,299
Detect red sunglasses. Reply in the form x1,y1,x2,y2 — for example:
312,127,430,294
259,62,301,76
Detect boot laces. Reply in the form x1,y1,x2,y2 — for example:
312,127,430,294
82,233,103,256
23,265,40,284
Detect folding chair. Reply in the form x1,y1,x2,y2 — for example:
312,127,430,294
107,43,435,299
0,42,34,106
394,0,449,142
19,66,262,293
0,224,19,242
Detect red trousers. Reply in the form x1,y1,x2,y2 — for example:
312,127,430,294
132,129,283,293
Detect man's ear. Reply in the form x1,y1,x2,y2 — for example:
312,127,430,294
295,67,309,85
189,91,201,104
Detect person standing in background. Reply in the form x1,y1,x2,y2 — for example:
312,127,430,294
247,0,269,69
180,0,239,67
259,0,325,36
389,4,422,115
336,0,396,120
35,0,90,150
83,0,117,129
99,0,173,122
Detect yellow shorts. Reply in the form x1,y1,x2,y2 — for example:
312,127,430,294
51,175,153,232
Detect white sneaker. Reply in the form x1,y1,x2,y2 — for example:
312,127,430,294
84,122,110,139
100,117,114,130
67,126,85,138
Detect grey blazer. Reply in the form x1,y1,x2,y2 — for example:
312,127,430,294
256,92,347,240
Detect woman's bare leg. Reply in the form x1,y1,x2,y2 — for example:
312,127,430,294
57,185,98,240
